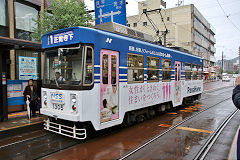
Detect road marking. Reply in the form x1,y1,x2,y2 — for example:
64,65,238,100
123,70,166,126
176,126,213,134
168,112,177,115
158,124,172,127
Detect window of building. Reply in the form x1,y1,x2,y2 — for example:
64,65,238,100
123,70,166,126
143,22,147,26
0,0,8,37
143,9,147,13
127,24,130,27
167,17,170,21
192,64,198,80
147,56,159,82
133,23,137,27
127,53,144,83
185,63,191,80
15,2,38,41
162,59,171,81
199,65,203,80
0,0,6,26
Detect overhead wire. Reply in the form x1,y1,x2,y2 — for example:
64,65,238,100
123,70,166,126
216,0,240,33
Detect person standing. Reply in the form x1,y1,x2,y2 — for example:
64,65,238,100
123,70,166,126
23,79,38,117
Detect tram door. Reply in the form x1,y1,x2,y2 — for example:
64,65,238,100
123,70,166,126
174,61,181,106
100,49,119,124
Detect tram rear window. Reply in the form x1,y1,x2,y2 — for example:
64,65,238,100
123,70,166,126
127,53,144,83
185,63,191,80
199,65,203,80
192,64,198,80
162,59,172,81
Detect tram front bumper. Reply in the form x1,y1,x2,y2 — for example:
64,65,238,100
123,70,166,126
40,108,80,122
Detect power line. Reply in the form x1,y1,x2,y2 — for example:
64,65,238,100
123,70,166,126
216,0,240,33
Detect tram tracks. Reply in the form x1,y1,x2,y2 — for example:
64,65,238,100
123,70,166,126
193,108,239,160
119,95,233,160
0,131,81,160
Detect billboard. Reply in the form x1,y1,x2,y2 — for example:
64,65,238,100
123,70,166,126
95,0,126,26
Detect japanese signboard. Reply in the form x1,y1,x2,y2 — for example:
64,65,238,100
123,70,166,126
18,56,37,80
47,31,74,45
95,0,127,26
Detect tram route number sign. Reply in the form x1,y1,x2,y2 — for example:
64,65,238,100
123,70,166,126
48,31,74,45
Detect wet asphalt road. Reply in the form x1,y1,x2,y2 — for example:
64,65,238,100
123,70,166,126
0,80,235,160
42,86,235,159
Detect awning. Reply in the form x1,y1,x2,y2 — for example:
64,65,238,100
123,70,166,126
0,36,42,51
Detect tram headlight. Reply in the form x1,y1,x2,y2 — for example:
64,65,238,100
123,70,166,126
43,91,47,107
70,94,77,112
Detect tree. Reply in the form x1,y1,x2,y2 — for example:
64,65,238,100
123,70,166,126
31,0,93,41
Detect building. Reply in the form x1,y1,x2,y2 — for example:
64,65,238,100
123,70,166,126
127,0,216,73
0,0,48,121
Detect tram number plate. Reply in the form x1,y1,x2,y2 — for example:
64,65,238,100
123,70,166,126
53,103,63,110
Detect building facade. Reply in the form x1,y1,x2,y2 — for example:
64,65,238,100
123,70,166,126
0,0,48,121
127,0,216,73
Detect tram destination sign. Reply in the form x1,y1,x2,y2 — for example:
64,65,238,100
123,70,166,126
48,31,74,45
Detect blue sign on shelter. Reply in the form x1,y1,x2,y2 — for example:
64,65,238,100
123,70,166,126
95,0,126,26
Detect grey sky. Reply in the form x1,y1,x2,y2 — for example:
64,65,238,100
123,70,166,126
85,0,240,61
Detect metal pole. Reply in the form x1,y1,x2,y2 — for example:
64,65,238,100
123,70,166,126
222,51,223,75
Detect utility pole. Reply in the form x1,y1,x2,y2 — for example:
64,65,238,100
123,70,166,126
222,51,224,75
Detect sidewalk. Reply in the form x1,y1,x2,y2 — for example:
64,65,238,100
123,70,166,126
0,111,45,139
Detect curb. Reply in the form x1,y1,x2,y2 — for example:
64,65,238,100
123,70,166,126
0,121,44,140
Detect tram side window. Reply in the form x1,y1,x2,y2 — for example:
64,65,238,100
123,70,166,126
127,53,144,83
192,64,198,80
84,47,94,85
147,56,159,82
185,63,191,80
102,54,108,84
199,65,203,80
162,59,172,81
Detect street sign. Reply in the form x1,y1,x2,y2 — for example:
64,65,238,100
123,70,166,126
95,0,127,26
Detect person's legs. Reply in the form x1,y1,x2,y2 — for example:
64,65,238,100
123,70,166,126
30,101,36,116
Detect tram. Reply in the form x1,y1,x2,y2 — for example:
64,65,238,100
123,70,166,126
41,22,203,139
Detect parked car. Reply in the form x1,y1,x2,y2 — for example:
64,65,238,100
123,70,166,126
233,74,238,78
222,75,230,82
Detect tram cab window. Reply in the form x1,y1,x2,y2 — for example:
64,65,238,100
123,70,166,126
192,64,198,80
185,63,191,80
84,46,94,85
43,46,83,87
162,59,172,81
147,56,159,82
199,65,203,80
127,53,144,83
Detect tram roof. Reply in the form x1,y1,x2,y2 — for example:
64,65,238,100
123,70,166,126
42,26,203,61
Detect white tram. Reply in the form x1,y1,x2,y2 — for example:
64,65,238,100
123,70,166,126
41,22,203,139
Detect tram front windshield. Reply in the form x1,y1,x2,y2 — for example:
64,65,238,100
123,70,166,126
43,46,83,86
